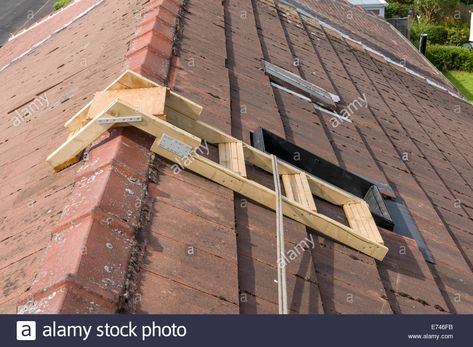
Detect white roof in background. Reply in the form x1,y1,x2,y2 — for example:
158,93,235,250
349,0,388,7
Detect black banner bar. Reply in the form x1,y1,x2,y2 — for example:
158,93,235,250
4,315,471,347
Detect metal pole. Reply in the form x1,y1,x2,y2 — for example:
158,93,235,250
419,33,427,56
272,155,288,314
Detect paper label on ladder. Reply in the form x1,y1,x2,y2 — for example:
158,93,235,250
158,134,193,158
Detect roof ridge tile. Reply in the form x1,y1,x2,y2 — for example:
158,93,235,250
16,0,182,313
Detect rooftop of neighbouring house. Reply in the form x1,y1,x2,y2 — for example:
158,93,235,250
348,0,388,6
1,0,473,315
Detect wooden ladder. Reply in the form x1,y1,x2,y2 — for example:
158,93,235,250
47,70,388,261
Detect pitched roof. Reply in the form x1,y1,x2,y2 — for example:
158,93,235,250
1,0,473,314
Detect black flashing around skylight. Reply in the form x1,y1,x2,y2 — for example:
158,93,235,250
252,127,435,264
252,127,394,231
364,185,393,229
384,198,435,264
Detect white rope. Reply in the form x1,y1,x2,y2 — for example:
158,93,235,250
272,155,288,314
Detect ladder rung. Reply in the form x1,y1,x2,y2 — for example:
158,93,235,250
282,173,317,211
218,142,247,178
344,202,383,244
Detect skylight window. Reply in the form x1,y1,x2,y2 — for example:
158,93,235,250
252,127,434,263
253,127,394,229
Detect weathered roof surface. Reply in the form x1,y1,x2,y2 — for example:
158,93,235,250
135,0,473,314
1,0,473,314
0,0,144,313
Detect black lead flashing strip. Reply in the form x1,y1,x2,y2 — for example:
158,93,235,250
384,199,435,264
263,60,339,110
252,127,394,230
365,185,393,228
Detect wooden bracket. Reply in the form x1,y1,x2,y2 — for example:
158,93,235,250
48,70,202,171
64,71,170,134
47,98,201,171
48,70,388,261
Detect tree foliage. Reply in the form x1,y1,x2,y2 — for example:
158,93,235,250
414,0,459,22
